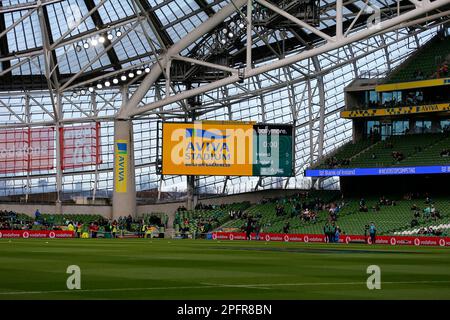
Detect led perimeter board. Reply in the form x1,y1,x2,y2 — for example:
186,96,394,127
162,121,294,177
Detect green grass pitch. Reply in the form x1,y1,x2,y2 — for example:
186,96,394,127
0,238,449,300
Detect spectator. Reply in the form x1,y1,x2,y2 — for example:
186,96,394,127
369,222,377,244
334,226,341,243
245,218,253,240
254,221,261,241
440,149,450,157
34,209,41,221
411,216,419,228
283,221,290,234
323,222,330,243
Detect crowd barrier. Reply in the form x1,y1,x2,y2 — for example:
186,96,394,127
1,229,448,247
0,230,166,239
0,230,74,239
211,232,450,247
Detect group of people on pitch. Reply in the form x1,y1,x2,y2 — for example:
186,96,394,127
323,222,342,243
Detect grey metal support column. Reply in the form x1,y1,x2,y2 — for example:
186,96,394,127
25,94,30,203
187,175,195,211
312,56,325,160
55,93,63,215
91,92,99,202
186,94,197,210
112,88,136,219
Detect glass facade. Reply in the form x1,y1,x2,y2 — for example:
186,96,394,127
0,0,445,199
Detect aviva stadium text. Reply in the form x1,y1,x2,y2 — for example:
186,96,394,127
184,142,231,161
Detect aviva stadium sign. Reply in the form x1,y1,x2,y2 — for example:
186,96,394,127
115,140,128,193
162,121,294,177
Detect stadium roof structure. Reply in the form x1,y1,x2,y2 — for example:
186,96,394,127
0,0,449,205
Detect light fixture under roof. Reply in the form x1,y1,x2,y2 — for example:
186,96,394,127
104,81,111,87
75,44,82,52
239,22,245,29
96,83,103,89
228,32,234,38
128,72,135,78
136,69,143,75
145,67,151,73
121,75,127,81
91,38,98,46
112,78,119,84
107,33,114,41
99,36,106,44
83,42,90,49
116,30,122,37
220,39,227,44
88,87,94,92
80,89,86,95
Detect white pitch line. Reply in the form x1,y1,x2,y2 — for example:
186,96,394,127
0,285,218,295
202,280,450,288
200,282,271,290
0,280,449,295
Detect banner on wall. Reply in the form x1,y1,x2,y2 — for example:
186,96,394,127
115,140,128,193
0,127,54,173
211,232,450,247
60,123,101,170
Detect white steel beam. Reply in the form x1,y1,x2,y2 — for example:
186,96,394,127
256,0,334,42
126,0,449,118
117,0,248,119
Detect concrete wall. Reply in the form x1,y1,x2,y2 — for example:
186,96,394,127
0,189,306,226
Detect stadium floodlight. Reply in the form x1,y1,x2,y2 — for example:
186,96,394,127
228,32,234,38
222,28,228,33
121,75,127,81
99,36,106,44
83,42,90,49
112,78,119,84
128,72,135,78
96,83,103,89
145,67,151,73
80,89,86,95
107,33,114,41
116,30,122,37
220,39,227,44
88,87,94,92
239,22,245,29
91,38,98,46
104,81,111,87
75,44,82,52
136,69,143,75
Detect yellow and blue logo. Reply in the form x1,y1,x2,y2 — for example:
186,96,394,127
115,140,128,193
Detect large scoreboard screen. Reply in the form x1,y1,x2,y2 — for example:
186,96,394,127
162,121,294,177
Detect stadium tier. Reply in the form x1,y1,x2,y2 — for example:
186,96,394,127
216,194,450,237
314,133,450,169
174,202,251,237
386,34,450,84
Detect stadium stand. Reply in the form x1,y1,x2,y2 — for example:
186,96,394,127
315,133,450,169
386,33,450,83
216,194,450,236
174,202,251,238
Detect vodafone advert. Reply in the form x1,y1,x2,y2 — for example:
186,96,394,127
0,230,74,239
212,232,450,247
